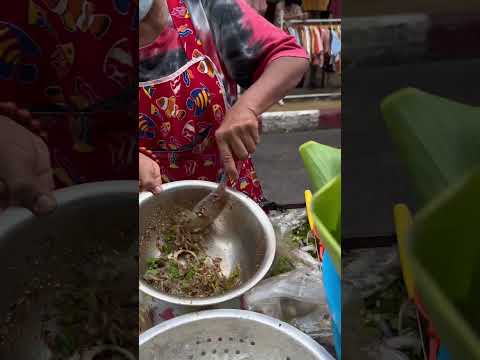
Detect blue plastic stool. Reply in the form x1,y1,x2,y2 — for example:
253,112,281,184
438,345,451,360
323,250,341,359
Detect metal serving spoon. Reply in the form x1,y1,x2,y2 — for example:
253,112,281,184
182,161,243,233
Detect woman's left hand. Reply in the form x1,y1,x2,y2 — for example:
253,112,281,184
139,152,163,194
215,102,260,181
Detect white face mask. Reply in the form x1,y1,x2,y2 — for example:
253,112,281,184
139,0,154,22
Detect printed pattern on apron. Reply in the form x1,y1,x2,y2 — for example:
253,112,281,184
32,112,137,187
1,3,137,188
138,0,263,203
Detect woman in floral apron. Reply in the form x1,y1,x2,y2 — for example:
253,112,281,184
0,0,307,214
138,0,308,203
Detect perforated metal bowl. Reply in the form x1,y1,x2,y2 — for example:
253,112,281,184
139,309,335,360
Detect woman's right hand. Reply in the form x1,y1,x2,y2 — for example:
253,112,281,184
139,152,163,194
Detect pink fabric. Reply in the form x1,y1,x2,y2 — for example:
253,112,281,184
235,0,308,81
140,0,307,84
315,27,323,54
139,0,307,103
312,27,322,55
311,26,323,65
139,27,179,59
321,27,331,54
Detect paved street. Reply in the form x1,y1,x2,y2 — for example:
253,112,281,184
256,59,480,239
342,58,480,238
344,0,478,16
253,129,341,205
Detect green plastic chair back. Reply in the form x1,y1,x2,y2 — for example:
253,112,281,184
381,88,480,359
311,175,341,275
299,141,341,193
299,141,341,274
409,170,480,360
381,87,480,208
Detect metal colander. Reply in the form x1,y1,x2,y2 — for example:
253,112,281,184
140,310,335,360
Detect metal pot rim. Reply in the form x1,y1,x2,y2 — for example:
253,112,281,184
139,180,276,306
139,309,334,360
0,180,137,239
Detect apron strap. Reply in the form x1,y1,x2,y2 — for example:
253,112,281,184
165,0,206,60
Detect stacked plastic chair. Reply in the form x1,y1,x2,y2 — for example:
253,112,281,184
300,141,341,359
382,88,480,360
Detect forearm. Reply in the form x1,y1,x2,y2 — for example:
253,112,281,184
237,57,308,115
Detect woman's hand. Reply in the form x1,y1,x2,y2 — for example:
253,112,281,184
0,101,42,135
0,115,56,215
0,102,33,125
216,57,308,180
139,152,163,194
215,102,260,180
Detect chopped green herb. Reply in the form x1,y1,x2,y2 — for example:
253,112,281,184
143,213,243,298
166,262,181,280
161,243,173,254
271,255,295,276
225,265,241,289
185,267,196,281
162,227,177,244
289,221,311,246
146,258,159,270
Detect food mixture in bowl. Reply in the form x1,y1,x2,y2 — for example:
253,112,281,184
43,241,137,360
141,203,242,298
0,230,138,360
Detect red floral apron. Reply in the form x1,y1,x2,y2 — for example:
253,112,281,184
139,0,263,203
1,2,137,188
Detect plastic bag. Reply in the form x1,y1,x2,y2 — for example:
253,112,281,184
244,266,333,346
245,267,326,316
367,344,412,360
269,209,308,241
252,209,331,345
290,308,334,346
343,247,401,298
343,252,423,360
269,209,321,276
139,292,153,334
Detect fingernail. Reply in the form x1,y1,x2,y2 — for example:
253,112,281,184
33,194,57,215
229,173,238,183
153,186,163,194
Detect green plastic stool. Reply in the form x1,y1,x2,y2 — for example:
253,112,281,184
299,140,341,273
409,170,480,360
381,87,480,208
311,175,341,275
381,88,480,360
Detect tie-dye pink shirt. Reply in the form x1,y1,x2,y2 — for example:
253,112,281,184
139,0,308,105
0,0,306,187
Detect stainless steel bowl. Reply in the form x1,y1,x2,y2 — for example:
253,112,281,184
139,309,335,360
139,180,276,306
0,181,138,359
